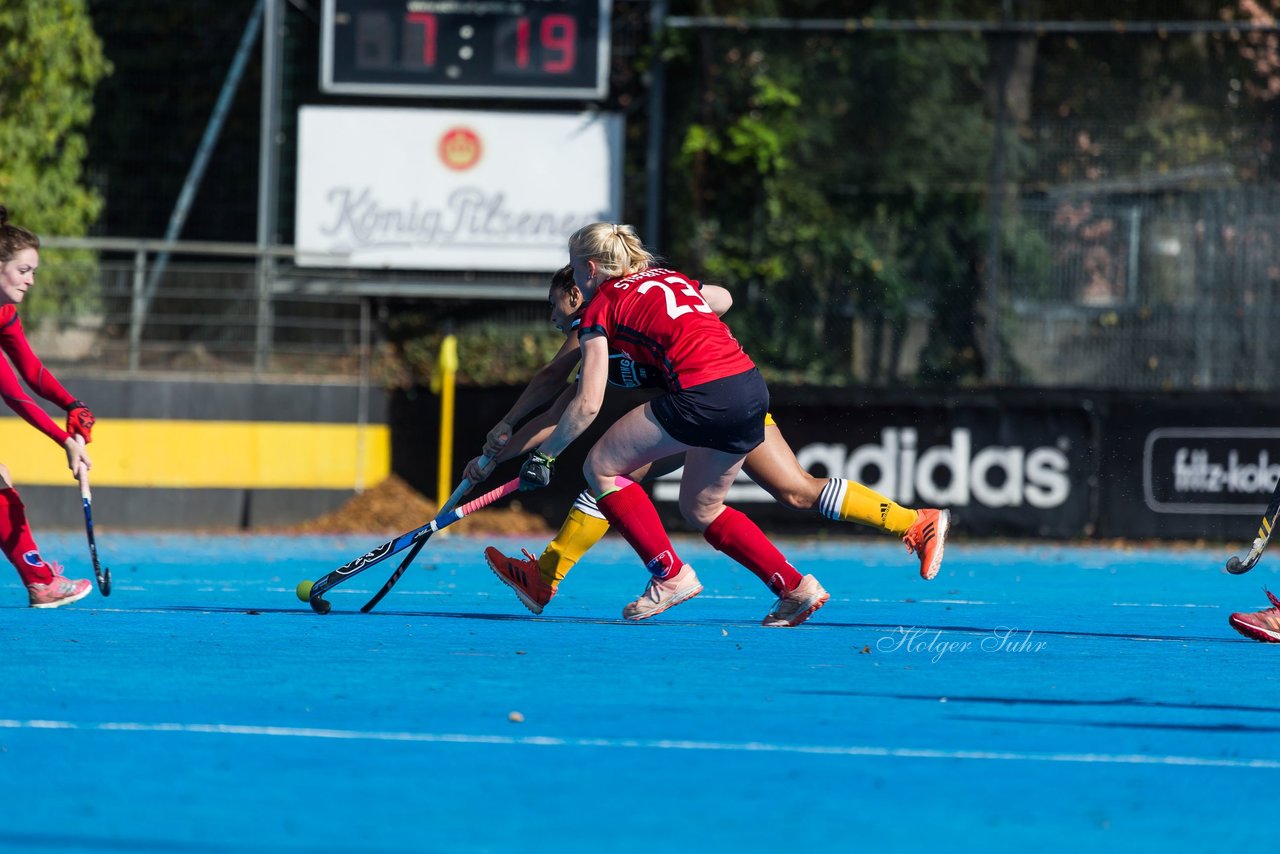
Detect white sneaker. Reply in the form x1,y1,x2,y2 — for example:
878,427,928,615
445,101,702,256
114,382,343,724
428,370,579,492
761,574,829,627
28,575,93,609
623,564,702,621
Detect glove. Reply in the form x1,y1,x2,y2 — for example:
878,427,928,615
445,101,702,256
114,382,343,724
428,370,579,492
65,400,95,443
519,450,556,492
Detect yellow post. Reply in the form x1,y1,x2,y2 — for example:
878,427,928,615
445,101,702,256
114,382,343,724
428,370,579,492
432,334,459,507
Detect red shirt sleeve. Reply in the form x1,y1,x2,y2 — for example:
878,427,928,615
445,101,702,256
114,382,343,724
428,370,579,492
578,289,611,340
0,311,77,408
0,310,74,445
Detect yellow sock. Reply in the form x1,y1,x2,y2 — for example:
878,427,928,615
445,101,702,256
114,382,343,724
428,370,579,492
537,491,611,588
818,478,918,536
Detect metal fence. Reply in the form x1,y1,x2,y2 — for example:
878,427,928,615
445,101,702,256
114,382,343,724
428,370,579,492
35,193,1280,391
656,17,1280,393
36,238,367,377
56,7,1280,393
999,186,1280,391
33,237,557,382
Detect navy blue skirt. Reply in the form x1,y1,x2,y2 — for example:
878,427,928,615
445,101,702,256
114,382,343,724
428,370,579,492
650,368,769,455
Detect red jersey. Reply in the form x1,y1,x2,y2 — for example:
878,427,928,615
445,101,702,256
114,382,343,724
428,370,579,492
0,305,75,445
578,267,755,392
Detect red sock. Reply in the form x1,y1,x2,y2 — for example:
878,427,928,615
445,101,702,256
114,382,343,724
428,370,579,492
597,483,682,578
0,488,53,585
704,507,802,596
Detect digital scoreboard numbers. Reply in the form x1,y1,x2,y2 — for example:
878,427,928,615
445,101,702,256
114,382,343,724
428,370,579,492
321,0,611,99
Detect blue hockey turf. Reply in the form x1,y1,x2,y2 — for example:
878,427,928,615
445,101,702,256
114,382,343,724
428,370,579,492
1,532,1277,852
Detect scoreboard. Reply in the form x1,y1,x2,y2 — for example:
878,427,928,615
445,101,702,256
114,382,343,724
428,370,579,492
321,0,611,99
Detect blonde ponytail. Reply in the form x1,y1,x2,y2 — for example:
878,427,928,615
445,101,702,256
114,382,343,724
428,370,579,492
568,222,654,280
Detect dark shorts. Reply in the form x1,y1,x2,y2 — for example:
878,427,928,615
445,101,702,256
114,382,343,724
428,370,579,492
650,368,769,455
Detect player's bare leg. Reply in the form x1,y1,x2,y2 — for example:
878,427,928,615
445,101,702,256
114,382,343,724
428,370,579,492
744,423,950,579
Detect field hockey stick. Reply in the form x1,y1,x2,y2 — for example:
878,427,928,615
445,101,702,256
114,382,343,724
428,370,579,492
358,454,492,613
75,439,111,596
1226,477,1280,574
299,474,518,615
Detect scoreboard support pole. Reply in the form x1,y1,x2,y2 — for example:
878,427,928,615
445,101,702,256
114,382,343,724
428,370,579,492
144,0,266,328
644,0,669,254
255,0,285,373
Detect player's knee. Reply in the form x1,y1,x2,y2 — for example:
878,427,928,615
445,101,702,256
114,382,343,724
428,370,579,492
582,454,625,497
677,497,715,531
582,446,607,482
580,460,605,496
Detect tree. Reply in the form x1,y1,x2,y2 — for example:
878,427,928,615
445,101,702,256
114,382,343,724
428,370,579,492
0,0,111,319
656,0,1280,387
663,0,995,385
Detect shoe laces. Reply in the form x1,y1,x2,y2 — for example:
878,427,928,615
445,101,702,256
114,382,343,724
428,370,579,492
903,525,925,555
769,589,800,618
520,549,538,564
31,576,73,594
45,561,65,577
904,511,940,556
641,575,667,605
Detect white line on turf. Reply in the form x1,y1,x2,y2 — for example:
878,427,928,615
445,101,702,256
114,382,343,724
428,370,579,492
1,719,1276,769
1112,602,1222,609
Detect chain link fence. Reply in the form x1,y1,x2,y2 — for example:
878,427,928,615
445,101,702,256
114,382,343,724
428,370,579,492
1002,187,1280,390
56,7,1280,392
657,16,1280,392
33,237,563,385
35,238,366,378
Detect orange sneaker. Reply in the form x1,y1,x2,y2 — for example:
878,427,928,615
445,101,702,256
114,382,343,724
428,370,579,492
903,508,950,580
1228,589,1280,643
484,547,555,615
622,564,702,621
762,574,830,627
28,571,93,609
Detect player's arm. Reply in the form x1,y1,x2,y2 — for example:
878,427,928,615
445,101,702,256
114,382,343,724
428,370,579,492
481,331,580,458
536,332,608,459
0,314,76,409
0,361,71,445
0,314,95,445
495,387,572,462
462,385,573,485
701,284,733,317
0,358,88,475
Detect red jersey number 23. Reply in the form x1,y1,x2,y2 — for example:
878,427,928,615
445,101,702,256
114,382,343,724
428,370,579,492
633,276,713,320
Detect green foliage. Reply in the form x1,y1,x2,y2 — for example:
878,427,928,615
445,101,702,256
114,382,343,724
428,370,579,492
663,2,994,384
380,1,1279,388
0,0,111,320
382,322,567,388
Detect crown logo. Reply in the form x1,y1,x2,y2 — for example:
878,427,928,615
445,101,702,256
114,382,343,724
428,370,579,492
439,127,482,171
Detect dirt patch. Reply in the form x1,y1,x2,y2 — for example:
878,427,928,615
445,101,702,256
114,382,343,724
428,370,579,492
279,474,553,537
